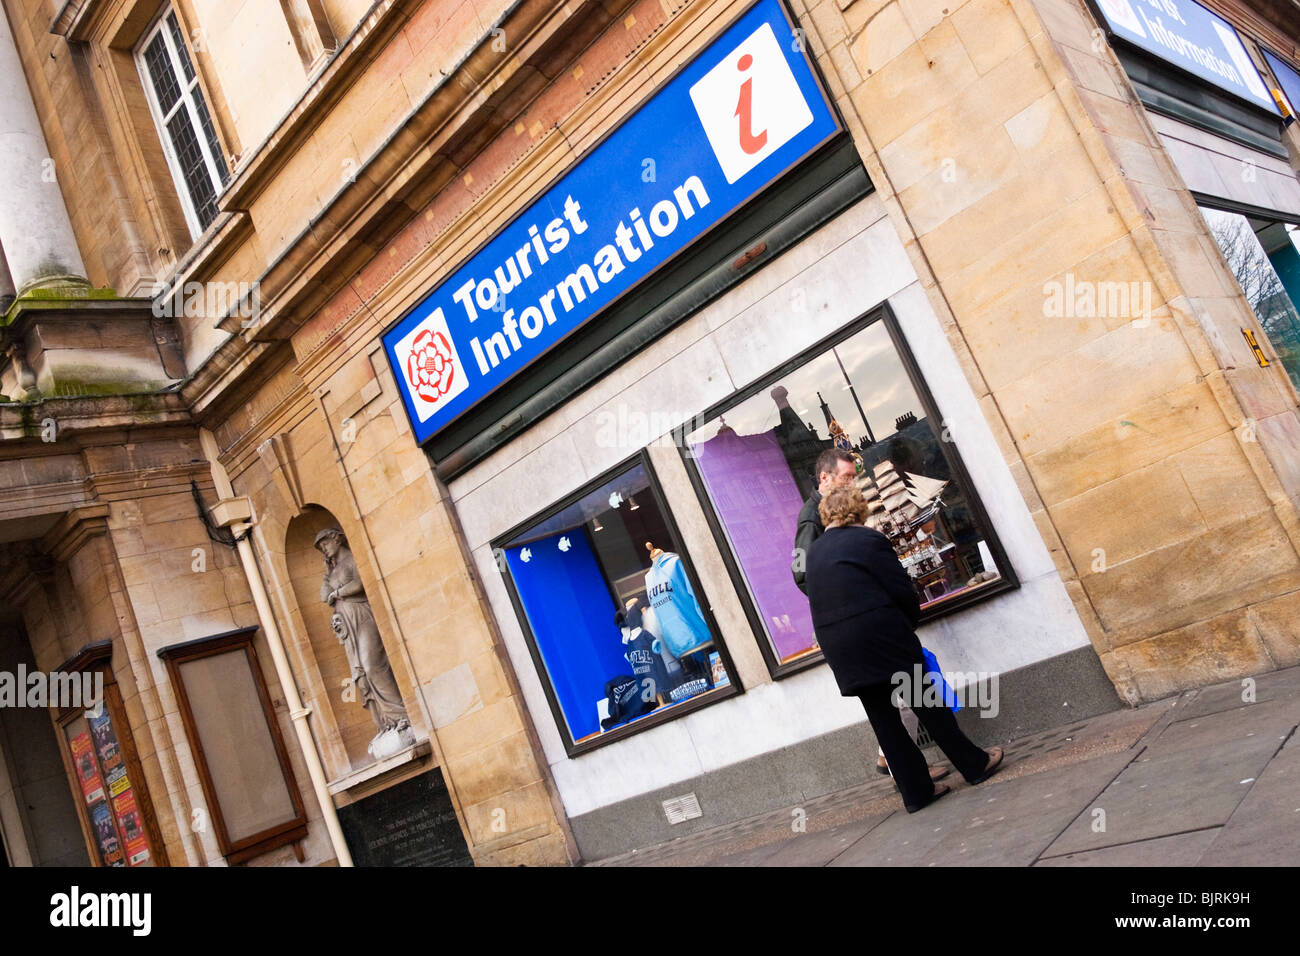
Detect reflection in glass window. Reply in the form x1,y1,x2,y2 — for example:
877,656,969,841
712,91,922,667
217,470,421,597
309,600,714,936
1201,207,1300,392
500,462,731,747
684,319,1005,666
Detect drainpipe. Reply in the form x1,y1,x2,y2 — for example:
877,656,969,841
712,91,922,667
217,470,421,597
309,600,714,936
198,427,353,866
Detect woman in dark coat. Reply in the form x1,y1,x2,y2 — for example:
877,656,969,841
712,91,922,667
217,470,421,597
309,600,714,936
806,486,1004,812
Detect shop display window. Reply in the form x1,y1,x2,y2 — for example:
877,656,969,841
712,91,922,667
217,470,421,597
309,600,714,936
678,308,1016,674
1201,206,1300,392
496,457,737,754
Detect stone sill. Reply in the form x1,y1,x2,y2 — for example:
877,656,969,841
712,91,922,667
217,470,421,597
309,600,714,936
326,738,431,795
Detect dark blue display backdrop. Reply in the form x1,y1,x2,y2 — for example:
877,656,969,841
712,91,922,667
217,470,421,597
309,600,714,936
1093,0,1278,113
383,0,840,445
505,528,629,742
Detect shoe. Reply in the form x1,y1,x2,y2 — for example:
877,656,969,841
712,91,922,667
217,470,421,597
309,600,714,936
904,783,951,814
881,759,947,781
968,746,1005,785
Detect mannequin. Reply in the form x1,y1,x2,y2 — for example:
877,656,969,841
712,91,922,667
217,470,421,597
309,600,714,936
643,541,716,698
600,599,664,730
616,598,670,704
643,541,710,656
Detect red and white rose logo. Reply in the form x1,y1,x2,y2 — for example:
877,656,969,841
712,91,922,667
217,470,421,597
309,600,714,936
405,328,456,404
393,306,468,423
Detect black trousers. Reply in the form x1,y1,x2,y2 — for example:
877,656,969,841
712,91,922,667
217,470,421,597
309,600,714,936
859,678,989,808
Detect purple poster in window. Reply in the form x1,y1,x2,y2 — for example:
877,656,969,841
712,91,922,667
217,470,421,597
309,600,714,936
691,427,816,661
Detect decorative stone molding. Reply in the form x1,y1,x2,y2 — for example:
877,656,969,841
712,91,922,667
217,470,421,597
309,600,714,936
39,503,111,564
0,296,184,399
3,343,39,400
279,0,338,73
257,433,306,514
325,739,431,795
49,0,110,41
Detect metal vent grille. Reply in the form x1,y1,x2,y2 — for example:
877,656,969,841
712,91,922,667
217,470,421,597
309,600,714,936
661,793,703,825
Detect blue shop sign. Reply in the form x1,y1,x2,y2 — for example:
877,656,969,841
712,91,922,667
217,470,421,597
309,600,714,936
1093,0,1279,114
1262,48,1300,118
383,0,839,446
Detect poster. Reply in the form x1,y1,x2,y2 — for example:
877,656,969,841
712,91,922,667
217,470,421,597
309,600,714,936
106,766,131,799
89,710,122,773
70,731,106,805
112,789,151,867
91,801,125,867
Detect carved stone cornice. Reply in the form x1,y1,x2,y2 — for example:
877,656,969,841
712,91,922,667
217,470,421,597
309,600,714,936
0,393,191,444
49,0,109,41
229,0,637,342
40,502,111,563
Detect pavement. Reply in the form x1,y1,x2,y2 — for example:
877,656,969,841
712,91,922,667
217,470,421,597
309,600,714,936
585,664,1300,867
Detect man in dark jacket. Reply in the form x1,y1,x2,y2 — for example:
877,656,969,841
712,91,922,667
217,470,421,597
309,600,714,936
791,448,857,595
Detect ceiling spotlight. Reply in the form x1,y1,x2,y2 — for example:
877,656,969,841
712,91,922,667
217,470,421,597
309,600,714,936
592,517,604,532
628,495,640,511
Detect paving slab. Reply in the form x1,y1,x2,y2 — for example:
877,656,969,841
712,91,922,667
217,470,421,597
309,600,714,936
1166,667,1300,724
824,751,1123,867
915,752,1136,866
1044,730,1282,856
1250,665,1300,699
1033,828,1223,866
708,839,791,867
1149,697,1300,756
759,813,892,866
1199,728,1300,867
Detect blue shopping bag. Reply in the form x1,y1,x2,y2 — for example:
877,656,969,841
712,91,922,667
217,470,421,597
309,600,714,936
921,647,962,714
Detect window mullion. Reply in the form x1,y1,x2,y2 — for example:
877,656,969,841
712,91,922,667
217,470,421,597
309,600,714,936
160,9,224,205
183,91,223,196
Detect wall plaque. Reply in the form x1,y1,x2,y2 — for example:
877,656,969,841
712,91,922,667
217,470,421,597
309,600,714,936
337,768,473,867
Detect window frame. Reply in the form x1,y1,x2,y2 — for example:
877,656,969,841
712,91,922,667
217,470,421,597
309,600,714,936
673,303,1020,680
1196,198,1300,396
134,5,228,238
491,450,743,758
157,626,309,865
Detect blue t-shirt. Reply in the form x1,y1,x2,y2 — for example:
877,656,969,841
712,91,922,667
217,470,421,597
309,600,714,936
644,553,711,656
624,628,669,701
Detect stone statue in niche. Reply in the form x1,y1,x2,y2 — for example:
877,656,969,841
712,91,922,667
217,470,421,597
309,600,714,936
315,528,414,760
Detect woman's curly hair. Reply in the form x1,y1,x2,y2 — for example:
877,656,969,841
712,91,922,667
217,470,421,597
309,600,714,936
819,485,870,528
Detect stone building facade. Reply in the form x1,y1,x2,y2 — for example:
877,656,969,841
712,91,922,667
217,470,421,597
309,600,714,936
1,0,1298,866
